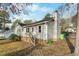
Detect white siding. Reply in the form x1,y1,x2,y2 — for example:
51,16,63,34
21,27,26,37
15,24,26,37
37,25,43,39
37,24,48,40
52,12,58,40
15,25,22,36
47,21,54,40
29,24,48,40
47,12,58,41
43,24,48,40
15,12,58,41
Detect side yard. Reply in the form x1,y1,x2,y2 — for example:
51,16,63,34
0,40,31,56
0,39,75,56
29,39,75,56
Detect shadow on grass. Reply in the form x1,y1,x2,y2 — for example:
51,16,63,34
65,37,75,54
5,45,40,56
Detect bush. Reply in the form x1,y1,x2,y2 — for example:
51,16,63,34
59,34,64,40
8,34,21,41
0,37,5,40
47,39,53,44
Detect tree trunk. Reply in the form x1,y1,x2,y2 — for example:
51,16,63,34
3,17,5,38
75,3,79,56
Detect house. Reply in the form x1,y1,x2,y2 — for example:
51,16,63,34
0,20,13,39
15,12,60,41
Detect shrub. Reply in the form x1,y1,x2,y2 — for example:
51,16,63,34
8,34,21,41
59,34,64,40
0,37,5,40
47,39,53,44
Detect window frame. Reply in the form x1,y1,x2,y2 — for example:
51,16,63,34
26,27,29,32
32,27,34,32
38,26,41,33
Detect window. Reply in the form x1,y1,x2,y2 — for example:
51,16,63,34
39,26,41,33
22,28,24,31
26,28,29,32
32,27,34,32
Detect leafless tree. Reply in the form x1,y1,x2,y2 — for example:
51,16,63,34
75,3,79,56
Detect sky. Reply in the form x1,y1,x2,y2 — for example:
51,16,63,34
10,3,63,22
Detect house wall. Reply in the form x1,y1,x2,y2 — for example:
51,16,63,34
15,19,58,41
14,24,22,36
5,23,12,29
29,24,48,40
21,27,26,37
29,17,58,41
47,21,54,40
15,23,48,40
15,12,58,41
53,12,58,40
47,12,58,41
43,23,48,40
37,24,47,40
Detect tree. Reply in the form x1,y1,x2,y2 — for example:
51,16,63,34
0,10,9,32
0,3,32,15
43,13,52,20
11,19,21,31
75,3,79,56
60,18,69,32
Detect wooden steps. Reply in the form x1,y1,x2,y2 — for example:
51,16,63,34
21,33,35,46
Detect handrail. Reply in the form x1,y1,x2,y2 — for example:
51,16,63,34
29,32,35,41
27,32,36,46
26,32,39,45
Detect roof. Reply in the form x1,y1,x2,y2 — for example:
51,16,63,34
19,23,26,26
19,18,54,27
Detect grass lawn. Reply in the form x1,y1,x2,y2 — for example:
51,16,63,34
0,39,75,56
